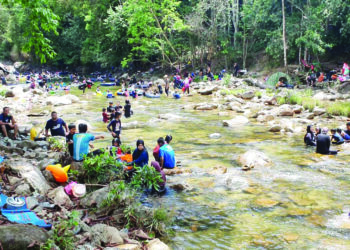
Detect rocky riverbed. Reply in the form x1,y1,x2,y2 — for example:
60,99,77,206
1,75,350,249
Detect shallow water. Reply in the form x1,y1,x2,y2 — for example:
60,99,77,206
32,86,350,249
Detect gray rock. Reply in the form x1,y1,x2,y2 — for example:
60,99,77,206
15,183,31,196
146,239,170,250
209,133,221,139
241,91,255,100
8,160,51,195
313,107,326,116
48,187,73,207
307,113,315,120
194,103,218,110
0,224,49,250
238,150,271,170
278,104,294,116
91,224,123,246
269,125,282,132
16,140,39,150
81,186,109,208
223,116,249,127
169,182,193,192
198,86,218,95
8,176,21,185
5,90,15,98
43,170,55,183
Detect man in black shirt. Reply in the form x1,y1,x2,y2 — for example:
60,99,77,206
107,101,115,113
0,107,18,138
316,128,337,155
45,111,68,137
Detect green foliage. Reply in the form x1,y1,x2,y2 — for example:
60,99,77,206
266,72,293,88
83,150,123,183
41,211,80,250
222,74,231,86
220,88,245,96
255,91,262,99
326,102,350,117
47,137,66,152
131,165,163,191
120,144,132,154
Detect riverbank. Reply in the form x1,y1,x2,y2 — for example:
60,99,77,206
1,75,350,249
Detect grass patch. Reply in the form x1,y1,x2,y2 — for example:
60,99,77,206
220,88,245,96
326,102,350,117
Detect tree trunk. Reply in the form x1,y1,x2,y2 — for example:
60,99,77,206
282,0,287,70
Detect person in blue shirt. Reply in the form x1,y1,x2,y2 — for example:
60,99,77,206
0,107,18,138
45,112,68,137
158,137,175,169
73,123,104,162
107,112,122,139
129,139,149,167
331,128,344,145
340,128,350,141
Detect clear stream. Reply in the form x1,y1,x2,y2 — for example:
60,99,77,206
30,86,350,249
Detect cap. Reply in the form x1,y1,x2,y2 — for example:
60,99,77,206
72,184,86,198
109,101,113,104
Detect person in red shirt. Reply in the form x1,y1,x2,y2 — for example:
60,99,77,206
102,108,109,123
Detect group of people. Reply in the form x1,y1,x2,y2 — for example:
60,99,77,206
304,122,350,154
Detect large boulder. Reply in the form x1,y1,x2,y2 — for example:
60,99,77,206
7,160,51,195
0,224,49,250
5,74,16,84
223,116,249,127
65,94,80,103
46,96,72,106
146,239,170,250
81,186,109,208
269,125,282,132
198,86,219,95
238,150,271,170
15,140,40,150
338,81,350,94
313,107,326,116
5,90,15,98
91,224,123,246
194,103,218,110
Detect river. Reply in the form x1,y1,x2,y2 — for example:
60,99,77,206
31,85,350,249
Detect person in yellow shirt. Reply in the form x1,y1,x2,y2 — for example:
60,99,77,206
30,123,45,141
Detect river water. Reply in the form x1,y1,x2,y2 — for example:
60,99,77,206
32,86,350,249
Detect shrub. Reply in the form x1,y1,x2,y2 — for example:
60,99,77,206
255,91,262,98
326,102,350,117
83,150,124,183
48,137,66,152
222,74,231,86
131,164,163,191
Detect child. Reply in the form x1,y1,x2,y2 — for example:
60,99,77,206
331,128,344,145
124,100,133,118
66,124,76,156
107,112,122,139
110,138,122,155
102,108,109,123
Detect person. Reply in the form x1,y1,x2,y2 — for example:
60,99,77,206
316,128,337,155
0,107,18,138
331,129,344,145
110,138,122,155
66,124,76,157
307,71,317,87
110,108,116,121
165,135,172,144
340,129,350,141
234,63,240,77
151,161,166,192
345,122,350,135
129,139,149,167
315,127,321,136
115,102,123,112
158,137,175,169
79,81,87,93
102,108,109,123
107,112,122,139
157,82,163,94
73,123,104,161
124,100,132,118
304,125,316,146
173,92,181,99
45,112,68,137
30,123,45,141
106,90,114,98
183,77,190,94
153,142,161,162
107,101,115,113
164,75,170,96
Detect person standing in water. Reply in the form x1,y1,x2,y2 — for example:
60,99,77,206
164,75,170,96
316,128,337,155
304,125,316,146
124,100,133,118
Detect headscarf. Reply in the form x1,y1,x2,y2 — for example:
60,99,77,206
304,125,314,142
151,161,166,188
132,139,146,160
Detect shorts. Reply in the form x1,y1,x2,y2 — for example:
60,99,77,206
1,124,13,134
112,131,121,138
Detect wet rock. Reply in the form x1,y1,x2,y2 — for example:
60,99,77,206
48,187,73,207
65,94,80,103
5,90,15,98
313,92,328,100
269,125,282,132
293,105,303,114
91,224,123,246
209,133,221,139
169,182,193,192
282,233,299,242
255,198,279,208
198,86,218,95
223,116,249,127
241,91,255,100
225,175,249,191
8,160,51,195
163,167,192,175
158,113,182,121
209,166,227,175
238,150,271,170
326,213,350,229
8,176,21,185
313,107,326,116
146,238,170,250
194,103,218,110
257,114,275,123
46,96,72,106
15,183,31,196
110,244,141,250
0,224,49,250
307,113,315,120
81,186,109,208
278,104,294,116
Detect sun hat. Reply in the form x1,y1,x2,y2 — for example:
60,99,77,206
72,184,86,198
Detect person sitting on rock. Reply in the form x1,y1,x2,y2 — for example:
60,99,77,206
331,128,344,145
45,111,68,137
316,128,337,155
0,107,18,139
73,123,104,162
128,139,149,168
158,137,175,169
304,125,316,146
